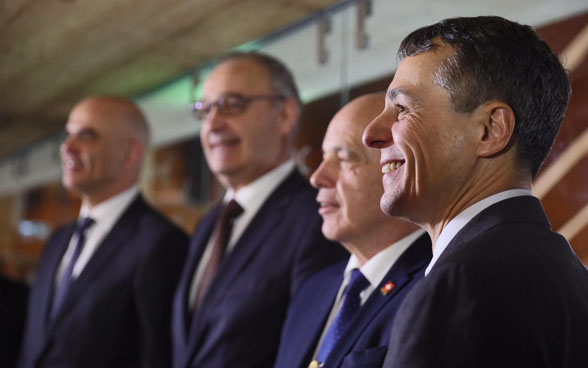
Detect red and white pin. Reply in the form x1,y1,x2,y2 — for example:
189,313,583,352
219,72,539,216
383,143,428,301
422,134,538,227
380,281,396,295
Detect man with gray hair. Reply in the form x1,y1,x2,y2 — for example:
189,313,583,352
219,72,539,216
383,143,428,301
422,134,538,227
172,52,345,368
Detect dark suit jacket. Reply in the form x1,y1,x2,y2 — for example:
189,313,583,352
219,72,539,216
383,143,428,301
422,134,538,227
19,194,188,368
0,274,29,368
384,196,588,368
172,169,347,368
274,233,431,368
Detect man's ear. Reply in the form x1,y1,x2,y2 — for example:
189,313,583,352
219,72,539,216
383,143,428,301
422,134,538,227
476,101,516,158
278,97,300,136
124,139,144,167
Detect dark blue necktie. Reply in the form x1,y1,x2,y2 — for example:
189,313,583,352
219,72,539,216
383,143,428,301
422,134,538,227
316,268,370,364
50,217,95,321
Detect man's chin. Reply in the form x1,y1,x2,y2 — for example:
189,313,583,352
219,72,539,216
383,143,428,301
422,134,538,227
62,178,84,194
321,224,340,242
62,178,75,191
211,161,241,176
380,193,403,217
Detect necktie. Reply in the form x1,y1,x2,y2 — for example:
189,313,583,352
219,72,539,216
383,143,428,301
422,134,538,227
193,199,243,309
315,268,369,365
50,217,95,321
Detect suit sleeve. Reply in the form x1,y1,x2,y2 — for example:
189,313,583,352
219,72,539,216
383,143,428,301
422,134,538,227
133,224,188,368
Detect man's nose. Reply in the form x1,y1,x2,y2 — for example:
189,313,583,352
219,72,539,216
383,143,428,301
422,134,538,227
363,113,393,149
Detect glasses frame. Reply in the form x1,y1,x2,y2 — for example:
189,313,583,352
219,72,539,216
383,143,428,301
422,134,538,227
190,93,285,120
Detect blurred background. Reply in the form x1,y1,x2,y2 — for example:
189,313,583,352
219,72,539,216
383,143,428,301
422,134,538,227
1,0,587,282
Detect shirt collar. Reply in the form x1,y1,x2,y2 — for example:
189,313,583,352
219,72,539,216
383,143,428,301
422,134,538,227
344,229,426,288
425,189,533,276
79,185,139,226
224,159,295,213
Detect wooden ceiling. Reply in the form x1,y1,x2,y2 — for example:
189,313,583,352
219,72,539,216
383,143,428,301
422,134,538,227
0,0,341,159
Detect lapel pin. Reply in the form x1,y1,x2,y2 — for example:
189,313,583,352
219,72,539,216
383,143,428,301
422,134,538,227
380,281,396,295
308,360,320,368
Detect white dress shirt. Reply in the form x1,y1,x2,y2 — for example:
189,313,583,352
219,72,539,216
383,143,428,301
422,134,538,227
188,159,296,310
313,229,426,358
425,189,533,276
54,185,139,286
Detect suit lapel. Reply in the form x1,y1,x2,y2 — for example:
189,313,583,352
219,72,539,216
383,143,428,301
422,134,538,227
47,196,144,328
212,171,305,295
292,264,345,367
325,233,431,367
39,224,75,325
172,204,219,364
185,171,305,360
209,194,286,292
186,193,290,350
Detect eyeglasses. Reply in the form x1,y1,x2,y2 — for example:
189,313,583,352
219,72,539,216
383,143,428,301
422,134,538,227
190,93,285,120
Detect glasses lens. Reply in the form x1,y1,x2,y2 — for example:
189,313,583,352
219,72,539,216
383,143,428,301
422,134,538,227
191,94,281,120
218,96,246,115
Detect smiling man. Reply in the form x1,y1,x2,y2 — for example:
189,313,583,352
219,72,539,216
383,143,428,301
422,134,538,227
171,52,345,368
362,16,588,368
274,94,431,368
20,96,188,368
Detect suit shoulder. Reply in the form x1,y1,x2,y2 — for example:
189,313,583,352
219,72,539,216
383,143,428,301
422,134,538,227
304,260,347,285
126,201,189,263
274,169,317,196
445,221,572,271
136,201,188,237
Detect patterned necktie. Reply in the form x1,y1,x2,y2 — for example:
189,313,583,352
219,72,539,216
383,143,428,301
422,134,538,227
50,217,95,321
316,268,370,365
193,199,243,310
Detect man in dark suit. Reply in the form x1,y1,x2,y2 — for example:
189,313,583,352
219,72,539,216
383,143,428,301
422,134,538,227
172,52,346,368
362,16,588,368
19,96,188,368
274,93,431,368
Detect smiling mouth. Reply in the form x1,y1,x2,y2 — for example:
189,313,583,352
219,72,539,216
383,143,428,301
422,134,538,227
210,138,239,148
64,158,82,170
381,161,405,173
317,199,339,214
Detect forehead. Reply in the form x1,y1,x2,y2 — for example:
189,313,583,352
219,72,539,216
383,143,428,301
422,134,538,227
66,100,119,136
323,116,363,150
324,98,383,154
388,48,451,100
203,58,274,97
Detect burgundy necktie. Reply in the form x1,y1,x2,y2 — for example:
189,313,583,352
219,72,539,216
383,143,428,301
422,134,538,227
193,199,243,309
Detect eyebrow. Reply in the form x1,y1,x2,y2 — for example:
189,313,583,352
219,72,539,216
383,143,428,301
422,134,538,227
65,127,98,137
387,88,411,101
324,146,361,160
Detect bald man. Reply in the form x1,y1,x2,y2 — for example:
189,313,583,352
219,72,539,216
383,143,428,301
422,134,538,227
274,94,431,368
19,97,188,368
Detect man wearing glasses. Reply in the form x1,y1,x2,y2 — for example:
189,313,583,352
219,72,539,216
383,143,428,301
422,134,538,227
172,52,346,368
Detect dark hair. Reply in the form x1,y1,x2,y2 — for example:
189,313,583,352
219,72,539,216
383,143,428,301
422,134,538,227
217,51,302,112
398,16,571,177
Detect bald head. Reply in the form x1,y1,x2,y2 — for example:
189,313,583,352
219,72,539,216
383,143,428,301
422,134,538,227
332,93,386,134
311,93,418,263
76,96,149,147
61,96,149,207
